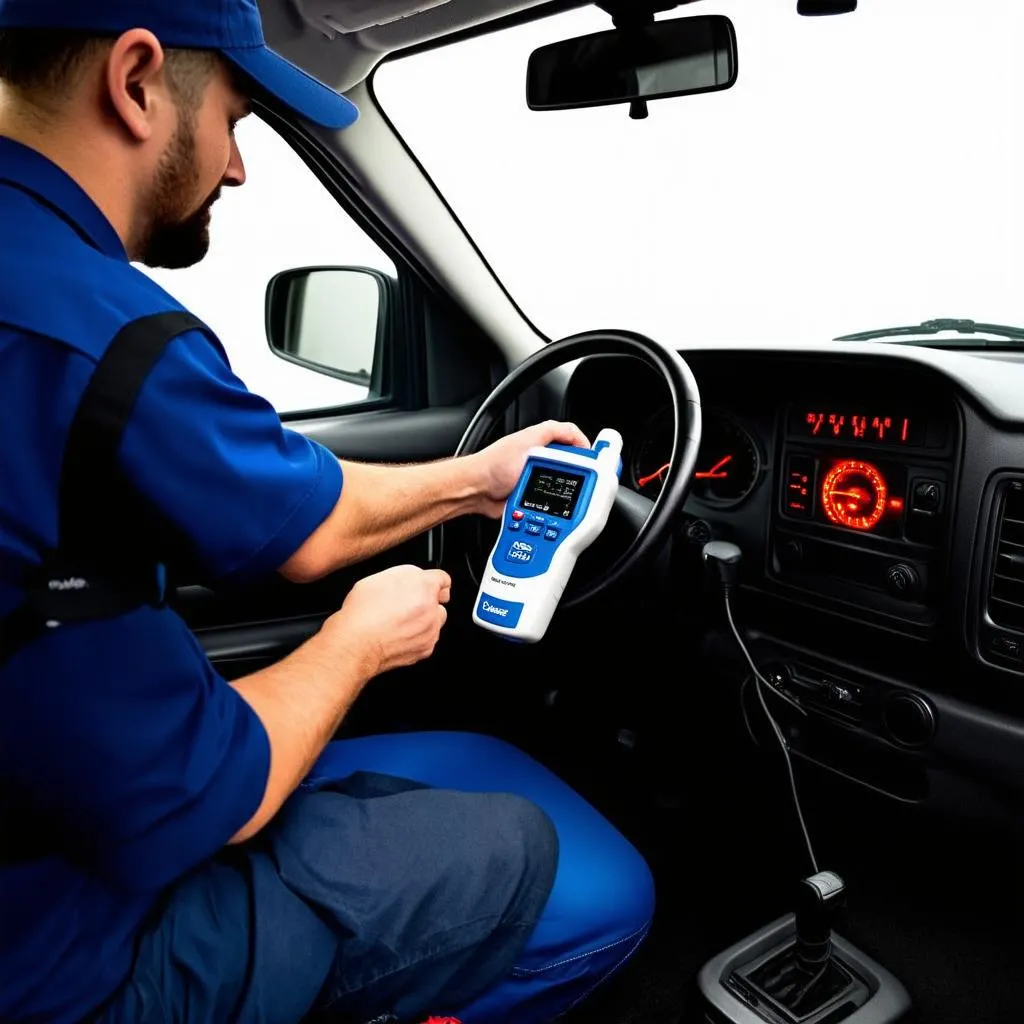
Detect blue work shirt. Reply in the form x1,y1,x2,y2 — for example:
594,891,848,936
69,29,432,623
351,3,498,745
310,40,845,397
0,137,343,1023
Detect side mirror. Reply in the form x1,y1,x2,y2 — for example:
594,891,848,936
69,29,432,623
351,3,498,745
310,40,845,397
265,266,390,393
526,14,737,111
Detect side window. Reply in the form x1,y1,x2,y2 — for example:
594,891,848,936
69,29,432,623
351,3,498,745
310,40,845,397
142,116,397,415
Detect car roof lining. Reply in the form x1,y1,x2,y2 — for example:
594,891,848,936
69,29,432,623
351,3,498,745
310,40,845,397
261,0,560,93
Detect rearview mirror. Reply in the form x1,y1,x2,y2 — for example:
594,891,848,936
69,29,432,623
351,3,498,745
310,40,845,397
527,14,737,111
265,266,389,393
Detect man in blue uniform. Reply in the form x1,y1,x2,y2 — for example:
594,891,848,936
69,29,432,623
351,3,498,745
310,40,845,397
0,2,655,1023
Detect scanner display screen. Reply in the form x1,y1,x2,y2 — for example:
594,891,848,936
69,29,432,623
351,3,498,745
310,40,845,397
521,466,586,519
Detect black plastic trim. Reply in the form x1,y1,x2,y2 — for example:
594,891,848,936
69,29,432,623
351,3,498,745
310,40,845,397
970,471,1024,675
293,403,479,462
198,616,323,662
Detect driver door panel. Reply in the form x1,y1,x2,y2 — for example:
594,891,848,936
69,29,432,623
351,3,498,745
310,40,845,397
174,402,478,678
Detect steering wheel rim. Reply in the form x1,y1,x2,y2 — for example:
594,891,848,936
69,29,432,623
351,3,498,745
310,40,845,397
454,330,702,609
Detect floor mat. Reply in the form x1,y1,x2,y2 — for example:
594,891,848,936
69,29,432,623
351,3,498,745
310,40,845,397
551,729,798,1024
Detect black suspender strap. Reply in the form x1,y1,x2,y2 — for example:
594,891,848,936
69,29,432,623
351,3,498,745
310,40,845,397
0,311,206,666
59,311,205,560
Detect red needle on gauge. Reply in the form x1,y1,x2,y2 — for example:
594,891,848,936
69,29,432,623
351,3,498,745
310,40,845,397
831,488,870,509
695,454,733,480
638,462,671,488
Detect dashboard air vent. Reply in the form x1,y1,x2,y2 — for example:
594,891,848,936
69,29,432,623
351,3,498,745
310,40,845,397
988,480,1024,633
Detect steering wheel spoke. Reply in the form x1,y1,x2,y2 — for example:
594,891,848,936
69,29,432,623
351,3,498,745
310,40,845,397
613,484,655,533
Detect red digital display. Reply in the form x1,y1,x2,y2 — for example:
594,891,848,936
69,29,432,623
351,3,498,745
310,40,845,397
797,409,918,445
821,459,889,531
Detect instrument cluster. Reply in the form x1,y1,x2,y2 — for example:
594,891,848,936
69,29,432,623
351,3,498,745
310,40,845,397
630,406,765,508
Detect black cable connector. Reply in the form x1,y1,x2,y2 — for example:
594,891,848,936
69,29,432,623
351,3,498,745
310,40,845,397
701,539,742,595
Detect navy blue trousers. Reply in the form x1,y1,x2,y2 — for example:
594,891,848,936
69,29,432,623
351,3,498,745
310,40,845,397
94,732,654,1024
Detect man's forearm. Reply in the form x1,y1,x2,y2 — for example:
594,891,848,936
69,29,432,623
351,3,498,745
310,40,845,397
282,456,483,582
228,629,373,843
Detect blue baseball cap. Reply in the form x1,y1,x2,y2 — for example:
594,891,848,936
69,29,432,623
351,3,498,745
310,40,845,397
0,0,359,130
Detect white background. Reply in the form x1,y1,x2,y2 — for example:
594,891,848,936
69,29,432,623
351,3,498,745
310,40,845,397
148,0,1023,410
377,0,1023,345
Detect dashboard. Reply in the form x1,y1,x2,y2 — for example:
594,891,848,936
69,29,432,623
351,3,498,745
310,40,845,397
566,352,961,630
563,345,1024,806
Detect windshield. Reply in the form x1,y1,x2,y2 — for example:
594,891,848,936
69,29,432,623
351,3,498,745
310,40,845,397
374,0,1023,345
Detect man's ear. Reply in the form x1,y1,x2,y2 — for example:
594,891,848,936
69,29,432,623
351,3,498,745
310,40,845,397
104,29,170,144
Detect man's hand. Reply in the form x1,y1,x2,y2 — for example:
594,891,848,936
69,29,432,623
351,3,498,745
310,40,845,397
322,565,452,676
470,420,590,518
230,565,450,843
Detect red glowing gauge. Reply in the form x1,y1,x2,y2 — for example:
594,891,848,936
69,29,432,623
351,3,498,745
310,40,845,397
821,459,888,531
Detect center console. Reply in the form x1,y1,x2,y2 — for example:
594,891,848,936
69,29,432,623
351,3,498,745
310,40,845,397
769,395,959,630
699,552,913,1024
699,906,911,1024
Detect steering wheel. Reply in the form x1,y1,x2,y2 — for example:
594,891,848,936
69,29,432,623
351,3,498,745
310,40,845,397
453,329,702,609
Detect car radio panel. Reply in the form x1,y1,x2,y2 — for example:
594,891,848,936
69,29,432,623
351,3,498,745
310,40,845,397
781,451,947,545
770,397,957,625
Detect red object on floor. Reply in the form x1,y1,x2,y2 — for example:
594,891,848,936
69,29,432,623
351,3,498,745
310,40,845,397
422,1018,463,1023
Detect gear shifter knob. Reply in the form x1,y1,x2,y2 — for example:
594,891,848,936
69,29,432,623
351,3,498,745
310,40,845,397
795,870,846,971
702,540,742,594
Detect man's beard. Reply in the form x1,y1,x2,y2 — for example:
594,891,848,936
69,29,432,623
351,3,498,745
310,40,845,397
137,119,220,270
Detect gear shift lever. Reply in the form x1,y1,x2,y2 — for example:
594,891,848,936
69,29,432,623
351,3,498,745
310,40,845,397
795,870,846,972
749,871,851,1017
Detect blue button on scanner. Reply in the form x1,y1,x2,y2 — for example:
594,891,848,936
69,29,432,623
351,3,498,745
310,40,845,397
508,520,522,531
544,528,559,541
526,523,542,535
476,593,525,628
506,540,533,563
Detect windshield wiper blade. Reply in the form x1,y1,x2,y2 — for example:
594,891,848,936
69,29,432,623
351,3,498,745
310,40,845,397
834,318,1024,345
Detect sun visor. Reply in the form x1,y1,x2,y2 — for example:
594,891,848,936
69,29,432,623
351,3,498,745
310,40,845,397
292,0,453,37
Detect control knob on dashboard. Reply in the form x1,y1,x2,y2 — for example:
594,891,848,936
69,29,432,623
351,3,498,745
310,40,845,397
778,538,803,568
886,563,920,599
685,518,713,547
883,691,936,748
